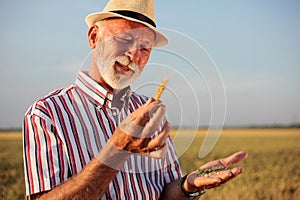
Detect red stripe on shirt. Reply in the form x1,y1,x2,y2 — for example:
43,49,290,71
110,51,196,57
51,97,78,174
41,119,56,187
25,114,35,194
32,115,45,191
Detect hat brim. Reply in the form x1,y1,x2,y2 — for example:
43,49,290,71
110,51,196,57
85,12,168,48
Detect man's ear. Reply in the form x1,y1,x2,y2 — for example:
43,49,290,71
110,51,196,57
88,25,99,49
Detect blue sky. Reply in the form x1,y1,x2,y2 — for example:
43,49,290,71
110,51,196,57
0,0,299,129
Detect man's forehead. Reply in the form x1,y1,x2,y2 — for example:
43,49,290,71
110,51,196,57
102,18,155,40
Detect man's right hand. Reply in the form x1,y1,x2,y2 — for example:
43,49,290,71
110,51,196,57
110,97,170,158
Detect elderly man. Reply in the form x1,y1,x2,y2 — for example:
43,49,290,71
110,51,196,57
23,0,247,199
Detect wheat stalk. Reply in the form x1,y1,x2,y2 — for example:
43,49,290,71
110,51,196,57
155,77,168,100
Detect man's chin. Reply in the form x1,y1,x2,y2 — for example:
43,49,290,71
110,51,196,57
101,67,140,90
103,76,131,90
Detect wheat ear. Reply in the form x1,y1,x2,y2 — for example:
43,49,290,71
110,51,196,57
155,77,168,100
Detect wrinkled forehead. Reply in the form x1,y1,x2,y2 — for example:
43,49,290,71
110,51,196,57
100,18,155,44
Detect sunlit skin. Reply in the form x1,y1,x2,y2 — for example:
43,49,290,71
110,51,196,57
27,18,248,200
86,18,248,197
87,18,155,92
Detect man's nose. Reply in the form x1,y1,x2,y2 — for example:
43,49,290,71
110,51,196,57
124,42,140,63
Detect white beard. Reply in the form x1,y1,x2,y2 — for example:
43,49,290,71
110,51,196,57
94,43,142,90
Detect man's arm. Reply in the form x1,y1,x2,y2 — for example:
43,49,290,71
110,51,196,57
28,160,121,200
27,98,169,199
28,135,130,200
159,151,248,200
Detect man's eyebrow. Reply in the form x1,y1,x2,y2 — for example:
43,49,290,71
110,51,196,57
122,34,153,45
114,31,132,38
113,29,154,45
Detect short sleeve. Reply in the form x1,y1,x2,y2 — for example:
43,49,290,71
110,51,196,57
23,101,69,196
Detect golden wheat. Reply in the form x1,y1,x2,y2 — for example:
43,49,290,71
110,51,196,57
155,77,168,100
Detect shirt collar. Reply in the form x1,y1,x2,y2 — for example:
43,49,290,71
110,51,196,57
75,71,132,109
75,71,113,108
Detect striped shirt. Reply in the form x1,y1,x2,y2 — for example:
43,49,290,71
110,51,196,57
23,71,182,199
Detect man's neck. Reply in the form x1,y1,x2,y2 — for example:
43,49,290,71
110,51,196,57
84,70,131,110
111,87,131,111
84,69,111,91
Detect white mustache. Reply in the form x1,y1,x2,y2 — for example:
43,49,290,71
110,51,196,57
116,56,138,71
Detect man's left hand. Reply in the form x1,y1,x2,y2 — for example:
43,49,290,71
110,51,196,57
183,151,248,192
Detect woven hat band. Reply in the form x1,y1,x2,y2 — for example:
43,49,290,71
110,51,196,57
110,10,156,28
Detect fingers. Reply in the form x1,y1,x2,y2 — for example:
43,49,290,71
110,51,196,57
147,121,170,150
222,151,248,166
129,97,167,138
131,97,162,127
148,145,167,158
115,98,169,158
190,167,244,190
205,167,244,188
199,160,223,169
192,175,221,189
231,166,244,176
140,122,170,159
119,98,166,139
218,167,244,185
187,152,247,191
200,151,248,169
141,105,166,138
117,117,144,138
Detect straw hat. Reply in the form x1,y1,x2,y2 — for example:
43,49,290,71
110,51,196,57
85,0,168,47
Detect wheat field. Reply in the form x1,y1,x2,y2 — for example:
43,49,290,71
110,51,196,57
0,128,299,200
